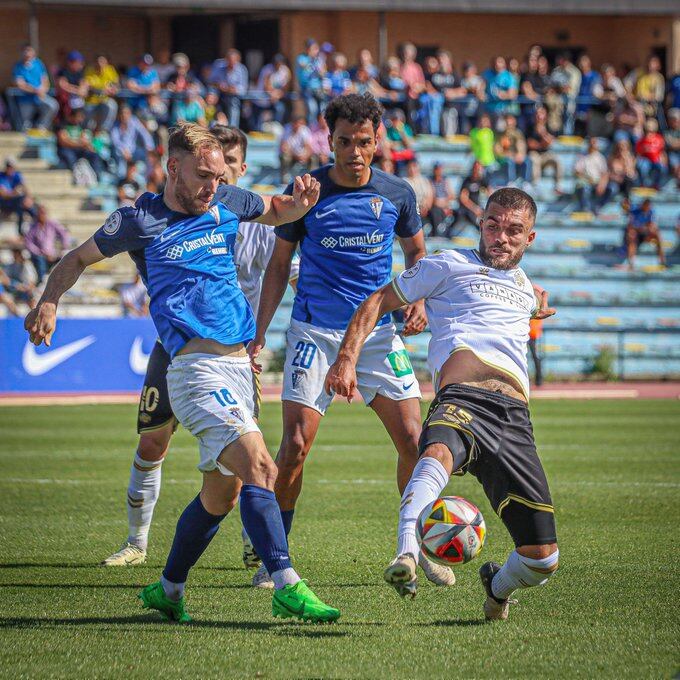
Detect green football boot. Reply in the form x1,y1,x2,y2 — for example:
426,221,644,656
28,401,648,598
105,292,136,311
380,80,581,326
139,581,192,623
272,580,340,623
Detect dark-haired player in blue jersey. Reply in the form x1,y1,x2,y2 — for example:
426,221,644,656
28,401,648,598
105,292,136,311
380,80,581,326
250,93,456,589
24,122,339,623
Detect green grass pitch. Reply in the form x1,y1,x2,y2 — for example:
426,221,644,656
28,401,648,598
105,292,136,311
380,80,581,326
0,399,678,678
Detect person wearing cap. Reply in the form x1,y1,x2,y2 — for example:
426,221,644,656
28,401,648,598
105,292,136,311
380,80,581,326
126,54,161,112
208,48,248,129
254,54,292,127
635,118,667,190
55,50,88,119
0,157,34,234
296,38,327,124
166,53,200,95
84,54,119,130
11,44,59,131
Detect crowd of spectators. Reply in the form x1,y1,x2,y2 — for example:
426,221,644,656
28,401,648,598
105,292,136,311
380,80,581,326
0,39,679,276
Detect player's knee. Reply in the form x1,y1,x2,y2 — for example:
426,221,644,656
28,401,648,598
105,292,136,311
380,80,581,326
516,543,559,587
278,431,311,470
246,451,278,490
137,432,170,461
422,443,454,470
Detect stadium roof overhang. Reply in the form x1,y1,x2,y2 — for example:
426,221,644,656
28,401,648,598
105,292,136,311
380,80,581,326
18,0,680,13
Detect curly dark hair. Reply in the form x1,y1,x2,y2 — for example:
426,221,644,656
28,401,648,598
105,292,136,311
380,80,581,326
324,93,384,135
210,124,248,159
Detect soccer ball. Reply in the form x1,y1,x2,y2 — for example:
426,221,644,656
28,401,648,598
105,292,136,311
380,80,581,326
416,496,486,566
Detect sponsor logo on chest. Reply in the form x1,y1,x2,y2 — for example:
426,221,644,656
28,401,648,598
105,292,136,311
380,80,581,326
165,228,228,259
469,279,532,312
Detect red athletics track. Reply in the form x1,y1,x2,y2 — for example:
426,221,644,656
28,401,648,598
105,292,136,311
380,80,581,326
1,382,678,406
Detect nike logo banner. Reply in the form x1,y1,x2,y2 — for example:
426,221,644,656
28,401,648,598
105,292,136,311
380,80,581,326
0,318,158,393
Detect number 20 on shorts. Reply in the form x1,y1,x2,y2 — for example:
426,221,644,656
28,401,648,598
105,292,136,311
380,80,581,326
292,341,317,369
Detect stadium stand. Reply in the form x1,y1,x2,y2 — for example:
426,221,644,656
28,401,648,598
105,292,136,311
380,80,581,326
2,44,679,380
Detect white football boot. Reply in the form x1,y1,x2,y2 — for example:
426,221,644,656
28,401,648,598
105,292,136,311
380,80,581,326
101,542,147,566
479,561,517,621
384,554,418,599
418,553,456,586
251,564,275,589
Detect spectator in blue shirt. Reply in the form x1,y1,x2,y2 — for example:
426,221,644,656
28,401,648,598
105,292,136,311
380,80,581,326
669,72,680,110
625,199,665,269
11,44,59,131
323,53,353,99
296,38,326,123
575,54,603,137
110,104,155,178
125,54,161,112
483,56,517,121
209,48,249,129
0,157,35,234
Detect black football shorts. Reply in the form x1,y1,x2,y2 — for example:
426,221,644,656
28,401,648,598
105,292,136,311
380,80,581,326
419,383,557,547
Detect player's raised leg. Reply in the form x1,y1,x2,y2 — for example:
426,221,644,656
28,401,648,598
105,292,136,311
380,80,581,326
356,328,456,589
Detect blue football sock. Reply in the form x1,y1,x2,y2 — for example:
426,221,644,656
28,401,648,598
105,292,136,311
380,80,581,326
281,509,295,537
240,484,292,575
162,495,226,585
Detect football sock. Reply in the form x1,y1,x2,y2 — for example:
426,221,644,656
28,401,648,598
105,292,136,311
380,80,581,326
271,567,301,589
162,495,226,591
127,453,163,551
281,509,295,537
239,484,298,589
243,510,294,547
160,574,184,602
396,456,449,560
491,549,560,600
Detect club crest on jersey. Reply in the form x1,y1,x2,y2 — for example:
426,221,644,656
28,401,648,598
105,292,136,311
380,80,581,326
292,369,305,389
513,270,525,288
209,205,221,224
103,210,122,235
369,197,383,220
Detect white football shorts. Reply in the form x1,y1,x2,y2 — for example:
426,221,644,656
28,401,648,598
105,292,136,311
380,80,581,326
166,353,260,476
281,319,421,415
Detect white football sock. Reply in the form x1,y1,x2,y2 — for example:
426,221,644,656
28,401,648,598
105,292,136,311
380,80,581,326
491,549,560,600
160,575,185,601
396,456,450,560
271,567,301,590
126,453,163,551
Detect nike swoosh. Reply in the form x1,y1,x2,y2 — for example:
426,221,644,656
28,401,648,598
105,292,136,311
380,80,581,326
22,336,96,376
160,229,181,243
129,336,151,375
315,208,337,219
402,382,415,390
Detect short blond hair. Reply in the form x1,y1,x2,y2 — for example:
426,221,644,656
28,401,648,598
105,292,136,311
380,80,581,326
168,122,222,158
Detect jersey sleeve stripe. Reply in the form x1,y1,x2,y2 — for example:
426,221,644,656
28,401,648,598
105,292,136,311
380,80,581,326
391,278,410,305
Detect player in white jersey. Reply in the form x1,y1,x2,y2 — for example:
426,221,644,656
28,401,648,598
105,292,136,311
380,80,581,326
326,188,559,621
102,127,296,568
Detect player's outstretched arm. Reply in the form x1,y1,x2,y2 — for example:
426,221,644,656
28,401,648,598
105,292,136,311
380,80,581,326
254,174,320,227
325,283,405,402
398,231,428,336
24,237,105,346
249,237,297,371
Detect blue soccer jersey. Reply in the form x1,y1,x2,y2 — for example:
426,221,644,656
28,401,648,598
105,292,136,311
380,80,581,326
275,166,422,329
93,185,264,358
